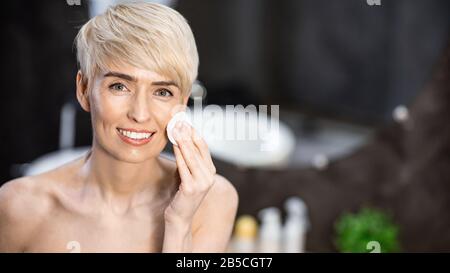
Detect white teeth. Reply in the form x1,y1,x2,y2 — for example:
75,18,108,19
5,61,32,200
118,129,153,140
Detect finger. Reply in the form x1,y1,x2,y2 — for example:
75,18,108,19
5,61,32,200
175,121,210,179
191,127,216,174
173,145,192,183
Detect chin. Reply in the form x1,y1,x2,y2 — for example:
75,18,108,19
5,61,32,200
115,148,160,163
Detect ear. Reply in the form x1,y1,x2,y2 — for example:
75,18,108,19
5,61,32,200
76,70,90,112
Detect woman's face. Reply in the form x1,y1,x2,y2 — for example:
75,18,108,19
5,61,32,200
78,62,189,163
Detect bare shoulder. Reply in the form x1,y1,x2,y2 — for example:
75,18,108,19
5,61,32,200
0,176,53,218
193,174,239,228
191,174,239,252
0,176,54,252
209,174,239,204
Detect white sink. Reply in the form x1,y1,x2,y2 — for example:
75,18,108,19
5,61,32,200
186,106,296,168
24,147,91,176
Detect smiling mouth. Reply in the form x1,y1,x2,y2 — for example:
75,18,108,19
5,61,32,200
116,128,156,140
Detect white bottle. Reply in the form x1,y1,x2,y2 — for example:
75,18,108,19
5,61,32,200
230,215,258,253
258,207,282,253
283,197,309,253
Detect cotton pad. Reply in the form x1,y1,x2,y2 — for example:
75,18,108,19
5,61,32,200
166,111,192,145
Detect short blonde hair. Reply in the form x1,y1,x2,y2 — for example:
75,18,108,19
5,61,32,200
75,2,199,95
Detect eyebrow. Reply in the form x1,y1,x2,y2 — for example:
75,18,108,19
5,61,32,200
152,81,178,88
104,71,136,82
103,71,179,88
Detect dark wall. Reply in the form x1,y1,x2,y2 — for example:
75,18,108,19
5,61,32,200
0,1,90,183
178,0,450,123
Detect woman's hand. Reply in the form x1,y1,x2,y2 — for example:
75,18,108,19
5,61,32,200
164,121,217,226
162,120,238,253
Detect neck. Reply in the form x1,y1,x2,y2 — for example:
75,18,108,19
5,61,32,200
79,142,168,212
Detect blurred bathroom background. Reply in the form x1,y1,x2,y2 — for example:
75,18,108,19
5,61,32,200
1,0,449,252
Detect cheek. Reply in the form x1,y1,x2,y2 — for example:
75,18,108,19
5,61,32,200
92,91,129,125
150,102,173,130
151,100,186,129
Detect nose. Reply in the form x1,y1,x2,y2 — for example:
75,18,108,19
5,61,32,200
127,91,152,123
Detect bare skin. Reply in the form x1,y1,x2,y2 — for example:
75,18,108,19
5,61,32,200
0,63,239,253
0,153,237,253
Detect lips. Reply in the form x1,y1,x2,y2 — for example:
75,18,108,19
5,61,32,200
117,128,154,133
116,127,156,146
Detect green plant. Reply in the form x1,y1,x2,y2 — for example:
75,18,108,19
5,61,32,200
334,207,400,253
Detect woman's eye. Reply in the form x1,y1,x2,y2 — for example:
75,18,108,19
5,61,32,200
154,89,173,97
109,83,128,92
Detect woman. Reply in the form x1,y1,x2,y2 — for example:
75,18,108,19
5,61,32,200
0,2,238,253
